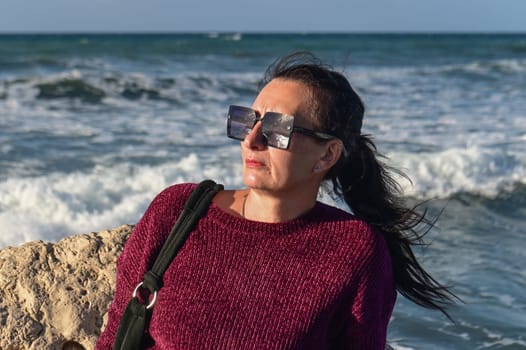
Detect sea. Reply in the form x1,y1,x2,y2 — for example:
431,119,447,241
0,33,525,349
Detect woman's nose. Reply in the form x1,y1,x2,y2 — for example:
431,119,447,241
243,121,267,150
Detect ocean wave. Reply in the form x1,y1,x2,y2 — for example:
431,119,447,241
443,59,526,80
388,146,526,199
0,71,259,105
448,182,526,219
36,78,106,103
352,57,526,84
0,154,244,249
1,145,524,248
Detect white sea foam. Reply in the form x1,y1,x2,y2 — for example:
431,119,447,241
444,58,526,75
1,144,523,248
0,153,243,248
387,342,417,350
387,146,526,198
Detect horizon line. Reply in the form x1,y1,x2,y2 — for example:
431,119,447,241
1,30,525,36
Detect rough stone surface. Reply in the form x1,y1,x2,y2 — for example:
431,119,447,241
0,225,133,350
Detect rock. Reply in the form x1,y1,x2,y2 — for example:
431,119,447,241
0,225,134,350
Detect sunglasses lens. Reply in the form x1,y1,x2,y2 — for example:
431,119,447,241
227,106,256,140
261,112,293,149
227,107,295,150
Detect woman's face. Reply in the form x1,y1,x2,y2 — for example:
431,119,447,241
241,78,327,195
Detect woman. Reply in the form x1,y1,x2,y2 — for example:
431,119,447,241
96,52,455,349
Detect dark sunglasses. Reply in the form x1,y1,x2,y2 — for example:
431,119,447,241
227,105,336,150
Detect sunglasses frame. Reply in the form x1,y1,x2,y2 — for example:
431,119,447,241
227,105,336,150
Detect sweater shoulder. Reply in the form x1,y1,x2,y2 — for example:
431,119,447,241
317,202,383,242
119,183,198,265
316,202,390,265
150,182,197,210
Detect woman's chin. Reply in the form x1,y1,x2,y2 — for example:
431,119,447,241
243,173,268,190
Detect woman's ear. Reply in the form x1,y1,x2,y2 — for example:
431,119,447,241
313,140,343,173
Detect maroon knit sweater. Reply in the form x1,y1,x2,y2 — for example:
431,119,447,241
96,183,396,349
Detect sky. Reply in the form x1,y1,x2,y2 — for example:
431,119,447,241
0,0,525,33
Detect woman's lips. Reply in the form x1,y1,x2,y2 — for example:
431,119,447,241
245,159,265,168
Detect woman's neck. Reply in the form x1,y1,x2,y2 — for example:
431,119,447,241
241,188,318,223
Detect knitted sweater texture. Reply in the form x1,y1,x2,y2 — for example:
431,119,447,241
96,183,396,349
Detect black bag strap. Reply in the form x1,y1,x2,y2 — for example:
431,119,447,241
113,179,223,350
141,179,224,294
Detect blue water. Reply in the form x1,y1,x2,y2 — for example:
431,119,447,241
1,33,525,349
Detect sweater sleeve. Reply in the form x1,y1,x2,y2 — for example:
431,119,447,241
332,225,397,350
95,183,194,349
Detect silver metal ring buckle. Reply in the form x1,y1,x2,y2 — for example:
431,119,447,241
132,282,158,310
